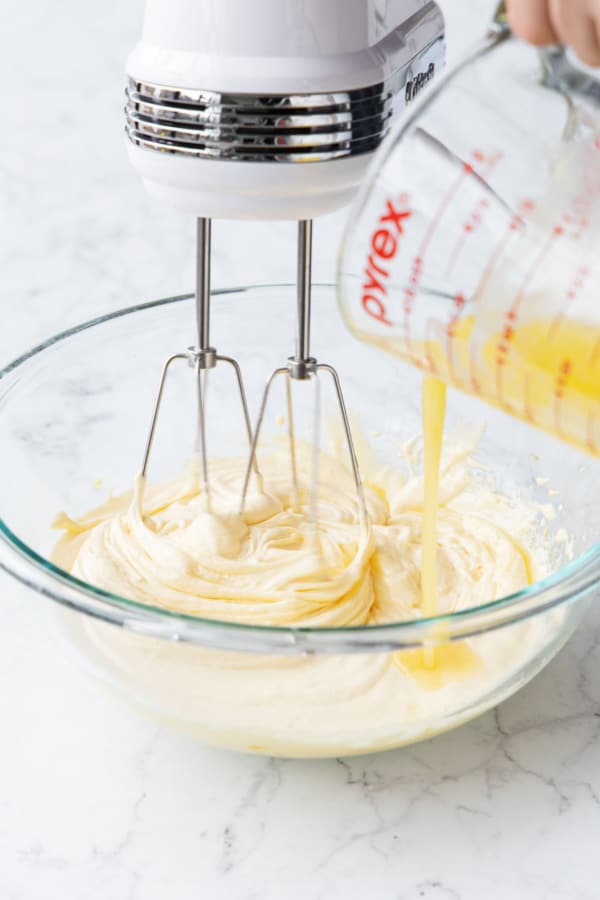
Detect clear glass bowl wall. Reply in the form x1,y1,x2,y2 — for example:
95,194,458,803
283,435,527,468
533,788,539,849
0,285,598,757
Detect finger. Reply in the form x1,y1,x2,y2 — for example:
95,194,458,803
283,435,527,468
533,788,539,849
576,16,600,66
506,0,559,45
549,0,600,66
578,0,600,66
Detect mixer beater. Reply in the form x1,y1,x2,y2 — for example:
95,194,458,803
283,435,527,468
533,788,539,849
139,216,260,509
239,219,367,526
138,214,366,527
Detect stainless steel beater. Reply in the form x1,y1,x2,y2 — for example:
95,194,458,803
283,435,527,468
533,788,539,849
239,220,368,527
139,217,259,508
140,218,367,529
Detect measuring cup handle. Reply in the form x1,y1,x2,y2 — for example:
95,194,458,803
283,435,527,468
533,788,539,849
540,45,600,105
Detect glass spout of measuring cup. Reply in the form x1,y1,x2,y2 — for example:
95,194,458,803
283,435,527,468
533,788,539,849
337,19,600,456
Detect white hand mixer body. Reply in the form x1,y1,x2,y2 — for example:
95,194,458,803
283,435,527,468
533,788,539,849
126,0,444,218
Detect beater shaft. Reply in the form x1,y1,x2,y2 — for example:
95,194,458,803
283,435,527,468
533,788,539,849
193,217,215,505
196,217,212,352
240,221,367,526
296,219,312,366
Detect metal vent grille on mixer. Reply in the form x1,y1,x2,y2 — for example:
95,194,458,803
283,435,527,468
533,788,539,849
124,77,394,163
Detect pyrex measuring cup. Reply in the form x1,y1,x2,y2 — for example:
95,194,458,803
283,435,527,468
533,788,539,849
337,8,600,456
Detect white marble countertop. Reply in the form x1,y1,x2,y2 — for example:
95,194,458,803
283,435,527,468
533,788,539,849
2,1,600,898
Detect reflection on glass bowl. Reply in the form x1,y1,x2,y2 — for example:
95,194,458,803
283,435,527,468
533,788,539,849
0,285,598,757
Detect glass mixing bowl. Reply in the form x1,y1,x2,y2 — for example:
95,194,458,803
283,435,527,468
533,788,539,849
0,284,598,757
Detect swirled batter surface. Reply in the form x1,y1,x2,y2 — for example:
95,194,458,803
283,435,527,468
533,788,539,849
52,435,566,756
54,438,536,627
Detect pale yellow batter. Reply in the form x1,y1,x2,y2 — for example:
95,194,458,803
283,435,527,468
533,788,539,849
52,429,571,756
54,433,538,629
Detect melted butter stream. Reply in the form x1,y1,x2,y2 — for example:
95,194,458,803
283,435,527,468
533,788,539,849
393,376,482,686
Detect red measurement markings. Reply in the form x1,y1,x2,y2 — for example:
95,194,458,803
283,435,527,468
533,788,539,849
468,338,482,396
546,264,590,342
553,358,573,441
424,317,440,376
464,199,533,396
549,135,600,250
402,158,476,351
445,292,467,384
523,373,535,423
445,151,503,277
474,197,533,311
495,223,557,407
561,200,591,243
445,197,490,277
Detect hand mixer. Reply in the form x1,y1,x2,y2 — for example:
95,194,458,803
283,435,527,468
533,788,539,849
125,0,445,514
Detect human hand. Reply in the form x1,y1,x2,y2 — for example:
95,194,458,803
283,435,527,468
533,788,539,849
506,0,600,66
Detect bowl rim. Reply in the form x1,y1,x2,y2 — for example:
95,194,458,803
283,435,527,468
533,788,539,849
0,284,598,654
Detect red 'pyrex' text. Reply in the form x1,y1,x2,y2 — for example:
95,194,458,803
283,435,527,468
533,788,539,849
361,198,412,326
